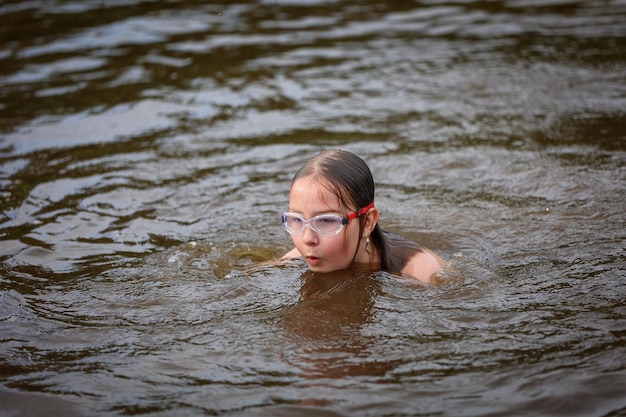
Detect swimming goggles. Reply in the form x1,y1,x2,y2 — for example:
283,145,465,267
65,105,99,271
281,202,375,236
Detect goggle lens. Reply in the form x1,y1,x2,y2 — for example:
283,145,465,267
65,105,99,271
282,213,345,236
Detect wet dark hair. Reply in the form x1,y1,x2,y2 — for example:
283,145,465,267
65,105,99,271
291,149,422,273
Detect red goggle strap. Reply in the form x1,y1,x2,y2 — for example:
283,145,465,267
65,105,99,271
343,201,375,224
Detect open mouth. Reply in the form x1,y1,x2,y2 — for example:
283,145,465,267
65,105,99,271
306,255,321,266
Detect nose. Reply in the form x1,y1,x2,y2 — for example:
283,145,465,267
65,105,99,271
301,223,319,245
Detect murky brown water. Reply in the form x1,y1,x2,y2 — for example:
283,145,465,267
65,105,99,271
1,0,625,416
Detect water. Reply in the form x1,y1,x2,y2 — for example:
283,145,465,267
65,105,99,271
1,0,625,415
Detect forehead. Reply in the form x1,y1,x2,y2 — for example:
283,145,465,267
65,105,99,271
289,177,343,213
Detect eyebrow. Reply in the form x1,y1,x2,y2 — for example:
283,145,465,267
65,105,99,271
287,208,343,217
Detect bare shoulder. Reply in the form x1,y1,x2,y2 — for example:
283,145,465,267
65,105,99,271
281,247,302,259
401,248,444,284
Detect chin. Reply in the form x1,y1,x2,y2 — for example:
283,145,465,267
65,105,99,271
307,263,349,274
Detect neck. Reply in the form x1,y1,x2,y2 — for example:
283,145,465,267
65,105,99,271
354,238,380,268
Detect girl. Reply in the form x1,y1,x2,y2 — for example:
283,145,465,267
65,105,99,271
281,149,444,284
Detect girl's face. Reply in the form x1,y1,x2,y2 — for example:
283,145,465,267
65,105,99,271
288,177,363,273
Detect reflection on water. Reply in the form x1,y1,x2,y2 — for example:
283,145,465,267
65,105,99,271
282,268,389,380
1,0,625,416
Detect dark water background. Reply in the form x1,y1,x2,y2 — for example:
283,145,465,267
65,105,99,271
1,0,625,416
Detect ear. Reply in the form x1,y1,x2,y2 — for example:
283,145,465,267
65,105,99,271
363,208,379,237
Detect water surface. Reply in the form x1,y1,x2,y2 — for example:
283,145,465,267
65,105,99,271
1,0,625,416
